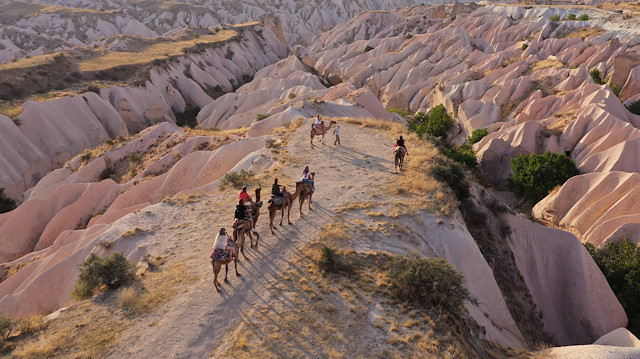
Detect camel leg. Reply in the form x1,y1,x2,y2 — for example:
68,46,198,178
234,258,239,276
254,232,260,247
241,235,248,259
308,193,313,210
299,197,304,218
224,263,229,282
279,208,284,226
213,260,221,291
287,206,292,225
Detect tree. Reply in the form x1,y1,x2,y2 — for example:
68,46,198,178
508,152,579,203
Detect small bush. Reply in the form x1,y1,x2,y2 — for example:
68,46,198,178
549,14,560,22
610,82,622,97
219,170,255,190
363,45,374,53
214,27,220,33
627,99,640,115
521,43,528,51
317,246,340,273
578,14,589,21
128,152,143,164
175,105,200,128
387,106,412,117
0,188,17,214
586,240,640,336
467,128,488,145
430,162,469,201
0,313,14,340
412,104,453,138
567,14,577,20
265,138,278,148
508,151,578,203
590,69,604,84
449,145,478,169
405,33,413,40
72,253,135,300
87,84,100,94
99,166,115,180
255,113,271,121
388,253,470,313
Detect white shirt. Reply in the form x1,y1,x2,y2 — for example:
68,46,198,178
214,234,229,250
314,117,321,125
335,126,340,135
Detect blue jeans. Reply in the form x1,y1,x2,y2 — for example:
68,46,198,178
303,178,314,190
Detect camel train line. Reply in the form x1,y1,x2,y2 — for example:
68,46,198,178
211,173,315,290
211,117,407,290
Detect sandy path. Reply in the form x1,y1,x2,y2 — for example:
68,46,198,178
107,121,398,358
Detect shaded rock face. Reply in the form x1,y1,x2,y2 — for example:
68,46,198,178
0,25,287,203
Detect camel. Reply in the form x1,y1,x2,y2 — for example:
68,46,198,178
233,187,262,253
394,148,406,173
211,241,239,291
267,181,304,234
298,172,314,217
310,120,337,148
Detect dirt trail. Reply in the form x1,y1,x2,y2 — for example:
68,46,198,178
107,121,399,358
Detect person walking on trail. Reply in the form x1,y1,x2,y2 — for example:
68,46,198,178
212,228,234,261
333,124,341,145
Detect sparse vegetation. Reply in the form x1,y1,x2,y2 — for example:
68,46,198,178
175,105,200,128
405,33,413,40
586,239,640,336
71,253,136,300
255,113,271,121
578,14,589,21
430,162,470,201
363,45,374,53
590,69,604,84
219,170,255,190
388,253,470,313
508,152,578,204
317,246,341,273
410,105,453,139
627,99,640,115
467,128,488,145
566,14,577,20
521,43,528,51
99,165,115,180
0,188,17,213
549,14,560,22
386,106,411,117
610,82,622,97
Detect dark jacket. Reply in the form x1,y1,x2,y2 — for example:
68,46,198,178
235,204,248,220
272,183,282,196
396,138,405,148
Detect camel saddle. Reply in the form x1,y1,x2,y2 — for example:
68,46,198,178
233,218,251,229
313,123,327,135
394,146,407,155
270,196,287,206
211,240,237,261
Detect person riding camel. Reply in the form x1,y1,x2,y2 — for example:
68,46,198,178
312,114,324,132
212,228,234,261
272,178,283,197
239,186,253,204
234,199,256,232
394,135,408,156
301,165,315,192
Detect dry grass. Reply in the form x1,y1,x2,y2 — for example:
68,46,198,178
335,201,377,213
558,26,606,40
316,221,350,247
530,59,564,73
120,227,152,238
78,30,237,72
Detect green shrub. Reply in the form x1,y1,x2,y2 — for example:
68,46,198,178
590,69,604,85
586,240,640,335
388,253,470,313
627,99,640,115
521,43,528,51
219,170,255,190
610,82,622,97
468,128,488,145
430,162,469,201
175,105,200,128
578,14,589,21
566,14,577,20
99,166,115,181
318,246,340,273
255,113,271,121
405,33,413,40
72,253,135,300
0,313,14,340
549,14,560,22
0,188,17,214
449,145,478,169
363,45,374,53
508,152,578,203
412,104,453,138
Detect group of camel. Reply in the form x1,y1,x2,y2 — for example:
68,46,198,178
211,174,315,291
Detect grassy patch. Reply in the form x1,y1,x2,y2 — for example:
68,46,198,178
219,170,256,190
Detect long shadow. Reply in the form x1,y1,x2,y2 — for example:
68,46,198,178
313,144,393,174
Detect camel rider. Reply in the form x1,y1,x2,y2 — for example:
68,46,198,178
239,186,253,205
234,199,256,232
312,114,324,132
394,135,408,155
301,165,315,192
272,178,283,197
212,228,234,261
